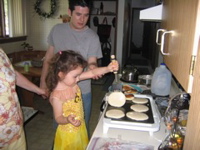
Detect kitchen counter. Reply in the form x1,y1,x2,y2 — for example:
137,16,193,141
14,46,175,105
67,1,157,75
87,74,183,149
87,95,167,150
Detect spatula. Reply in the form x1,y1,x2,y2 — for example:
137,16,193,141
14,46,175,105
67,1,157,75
110,55,122,91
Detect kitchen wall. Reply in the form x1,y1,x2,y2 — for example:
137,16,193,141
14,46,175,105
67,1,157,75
26,0,68,51
0,0,68,54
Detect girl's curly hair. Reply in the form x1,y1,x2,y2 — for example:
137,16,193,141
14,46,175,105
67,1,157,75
46,50,87,92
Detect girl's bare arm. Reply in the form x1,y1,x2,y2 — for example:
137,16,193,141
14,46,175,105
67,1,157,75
79,61,118,81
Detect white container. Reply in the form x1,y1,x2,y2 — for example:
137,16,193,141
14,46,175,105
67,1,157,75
151,63,172,96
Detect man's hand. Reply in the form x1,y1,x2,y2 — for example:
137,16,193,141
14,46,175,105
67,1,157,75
40,46,54,99
108,60,119,72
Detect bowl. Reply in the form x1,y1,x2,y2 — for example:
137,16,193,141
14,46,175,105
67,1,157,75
31,58,43,67
138,75,152,87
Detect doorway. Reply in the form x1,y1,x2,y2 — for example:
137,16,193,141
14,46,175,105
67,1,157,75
129,8,161,69
130,8,144,55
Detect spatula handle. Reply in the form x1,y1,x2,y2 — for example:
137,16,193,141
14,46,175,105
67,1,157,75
111,55,118,83
111,55,117,74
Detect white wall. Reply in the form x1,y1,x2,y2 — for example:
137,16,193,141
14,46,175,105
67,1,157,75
26,0,68,50
0,42,24,53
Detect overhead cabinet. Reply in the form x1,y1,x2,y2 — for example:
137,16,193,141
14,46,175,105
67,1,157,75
157,0,200,93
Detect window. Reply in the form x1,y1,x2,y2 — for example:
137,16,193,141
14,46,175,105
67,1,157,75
0,0,9,37
0,0,27,43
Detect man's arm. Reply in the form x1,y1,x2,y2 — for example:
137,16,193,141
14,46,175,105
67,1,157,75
40,46,54,90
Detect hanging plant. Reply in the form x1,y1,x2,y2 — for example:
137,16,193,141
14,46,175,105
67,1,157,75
34,0,57,19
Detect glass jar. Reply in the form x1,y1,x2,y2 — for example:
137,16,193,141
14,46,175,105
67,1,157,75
24,62,29,72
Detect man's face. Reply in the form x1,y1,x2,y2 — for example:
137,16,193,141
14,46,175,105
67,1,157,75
68,6,89,31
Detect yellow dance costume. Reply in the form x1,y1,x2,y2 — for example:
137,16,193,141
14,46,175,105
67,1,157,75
52,87,88,150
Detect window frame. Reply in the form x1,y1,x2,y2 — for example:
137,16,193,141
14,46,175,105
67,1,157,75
0,0,6,37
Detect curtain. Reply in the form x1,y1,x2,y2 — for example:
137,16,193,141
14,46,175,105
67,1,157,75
8,0,26,37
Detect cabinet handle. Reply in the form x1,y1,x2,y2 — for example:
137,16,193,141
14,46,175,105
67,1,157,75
160,30,174,55
156,29,166,45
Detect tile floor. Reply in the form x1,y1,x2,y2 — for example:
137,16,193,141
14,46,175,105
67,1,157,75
24,84,107,150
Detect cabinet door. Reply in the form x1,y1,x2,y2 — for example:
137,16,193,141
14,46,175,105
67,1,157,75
161,0,200,93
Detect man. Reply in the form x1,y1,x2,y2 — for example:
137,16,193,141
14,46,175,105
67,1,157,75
40,0,102,130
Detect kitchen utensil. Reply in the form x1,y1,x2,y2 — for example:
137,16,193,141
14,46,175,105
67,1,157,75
121,64,140,83
138,75,152,87
110,55,122,91
31,58,43,67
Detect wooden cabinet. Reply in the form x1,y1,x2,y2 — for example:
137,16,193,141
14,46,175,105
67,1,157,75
158,0,200,149
7,50,45,108
7,50,46,64
184,38,200,150
159,0,200,93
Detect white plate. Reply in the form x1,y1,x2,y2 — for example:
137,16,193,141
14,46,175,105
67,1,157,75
14,60,32,67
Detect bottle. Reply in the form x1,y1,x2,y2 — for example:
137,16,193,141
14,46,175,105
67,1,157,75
100,2,104,14
158,123,184,150
24,62,29,72
151,63,172,96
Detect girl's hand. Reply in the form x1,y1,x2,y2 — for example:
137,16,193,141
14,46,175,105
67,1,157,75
67,114,81,127
108,60,119,72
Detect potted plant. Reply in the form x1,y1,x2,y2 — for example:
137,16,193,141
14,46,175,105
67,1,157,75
21,42,33,51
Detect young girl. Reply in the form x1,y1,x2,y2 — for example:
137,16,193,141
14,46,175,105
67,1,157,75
46,50,118,150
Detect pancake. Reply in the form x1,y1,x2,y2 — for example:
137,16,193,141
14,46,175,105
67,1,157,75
125,94,134,100
130,104,149,112
124,89,138,94
122,84,132,91
126,111,149,121
132,98,148,104
108,91,126,107
106,109,125,119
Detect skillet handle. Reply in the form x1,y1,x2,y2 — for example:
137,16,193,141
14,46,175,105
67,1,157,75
100,100,106,112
